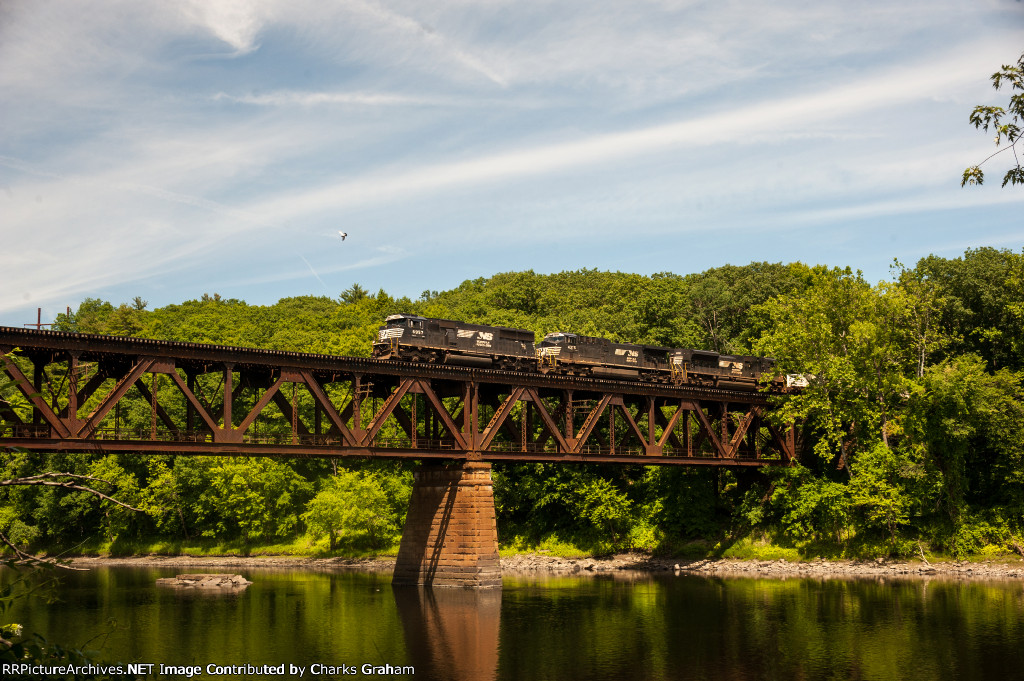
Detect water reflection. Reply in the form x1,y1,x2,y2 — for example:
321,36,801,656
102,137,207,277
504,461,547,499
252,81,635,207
4,567,1024,680
394,586,500,681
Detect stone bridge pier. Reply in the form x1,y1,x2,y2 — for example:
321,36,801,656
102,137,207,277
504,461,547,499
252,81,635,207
392,462,502,588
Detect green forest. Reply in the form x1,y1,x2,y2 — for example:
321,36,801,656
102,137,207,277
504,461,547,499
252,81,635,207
2,247,1024,561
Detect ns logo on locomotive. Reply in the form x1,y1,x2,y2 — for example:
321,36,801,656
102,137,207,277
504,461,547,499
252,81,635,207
373,314,807,391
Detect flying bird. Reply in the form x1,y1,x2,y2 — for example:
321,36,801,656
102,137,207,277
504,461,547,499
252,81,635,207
338,231,347,241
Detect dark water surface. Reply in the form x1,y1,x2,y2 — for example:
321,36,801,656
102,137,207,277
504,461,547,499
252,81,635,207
5,567,1024,680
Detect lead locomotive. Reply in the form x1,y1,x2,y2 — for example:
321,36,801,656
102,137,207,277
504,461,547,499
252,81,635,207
373,314,536,371
373,314,789,389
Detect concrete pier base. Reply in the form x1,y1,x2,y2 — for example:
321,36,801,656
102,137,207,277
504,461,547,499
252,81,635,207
392,462,501,588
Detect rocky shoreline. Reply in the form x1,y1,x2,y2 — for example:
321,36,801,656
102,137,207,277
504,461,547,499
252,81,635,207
67,552,1024,581
501,552,1024,580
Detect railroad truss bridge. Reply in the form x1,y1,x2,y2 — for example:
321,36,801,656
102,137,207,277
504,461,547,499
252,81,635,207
0,326,798,587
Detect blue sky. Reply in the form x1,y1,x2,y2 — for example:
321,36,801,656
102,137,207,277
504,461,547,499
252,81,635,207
2,0,1022,325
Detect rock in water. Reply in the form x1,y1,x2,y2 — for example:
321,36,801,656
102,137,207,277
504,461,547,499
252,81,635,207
156,574,252,590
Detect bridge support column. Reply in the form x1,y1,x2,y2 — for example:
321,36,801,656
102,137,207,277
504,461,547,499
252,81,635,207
392,462,501,588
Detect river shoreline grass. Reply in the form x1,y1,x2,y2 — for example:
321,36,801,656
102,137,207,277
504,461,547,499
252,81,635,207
17,533,1024,564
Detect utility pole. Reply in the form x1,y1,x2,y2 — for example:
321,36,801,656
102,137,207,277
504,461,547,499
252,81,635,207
23,307,51,330
23,307,70,330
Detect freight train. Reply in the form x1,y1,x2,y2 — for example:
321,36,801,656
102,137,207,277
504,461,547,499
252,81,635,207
372,314,794,389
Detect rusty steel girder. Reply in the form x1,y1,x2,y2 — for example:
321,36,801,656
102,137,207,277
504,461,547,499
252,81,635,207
0,326,797,466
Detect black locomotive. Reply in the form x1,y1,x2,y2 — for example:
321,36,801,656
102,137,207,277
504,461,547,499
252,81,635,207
373,314,784,388
535,332,672,380
373,314,536,371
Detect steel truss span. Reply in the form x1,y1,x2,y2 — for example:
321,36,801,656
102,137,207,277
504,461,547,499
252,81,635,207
0,327,797,467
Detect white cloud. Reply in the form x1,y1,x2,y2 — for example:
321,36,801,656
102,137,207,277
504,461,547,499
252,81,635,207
178,0,272,54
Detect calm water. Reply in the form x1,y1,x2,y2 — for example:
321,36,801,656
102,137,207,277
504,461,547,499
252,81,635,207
5,566,1024,680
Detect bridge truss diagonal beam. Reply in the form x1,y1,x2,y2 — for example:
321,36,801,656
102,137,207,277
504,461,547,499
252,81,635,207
479,387,526,451
1,351,71,438
77,358,155,438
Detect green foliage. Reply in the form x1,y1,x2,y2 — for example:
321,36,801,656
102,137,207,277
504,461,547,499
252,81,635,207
847,443,916,548
639,467,721,540
2,518,39,549
912,248,1024,371
104,304,144,337
942,511,1013,558
906,356,1024,549
769,466,851,547
717,538,801,561
136,459,183,537
754,265,915,468
574,477,633,545
687,262,808,352
302,467,411,550
493,464,644,551
423,265,804,353
84,456,141,542
195,458,312,543
339,283,368,304
749,256,1024,558
53,298,113,333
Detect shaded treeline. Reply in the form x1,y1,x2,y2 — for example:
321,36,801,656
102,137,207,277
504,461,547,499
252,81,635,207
2,248,1023,558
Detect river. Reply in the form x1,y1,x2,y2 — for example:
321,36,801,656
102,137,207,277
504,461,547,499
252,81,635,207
4,566,1024,680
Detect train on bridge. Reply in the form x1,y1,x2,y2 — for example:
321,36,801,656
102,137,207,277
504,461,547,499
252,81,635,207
0,319,801,466
372,314,803,390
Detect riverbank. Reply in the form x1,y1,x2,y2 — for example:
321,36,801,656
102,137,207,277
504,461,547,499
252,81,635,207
65,552,1024,581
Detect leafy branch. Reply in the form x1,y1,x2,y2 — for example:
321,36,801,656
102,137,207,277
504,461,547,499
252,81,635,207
963,52,1024,188
0,472,143,569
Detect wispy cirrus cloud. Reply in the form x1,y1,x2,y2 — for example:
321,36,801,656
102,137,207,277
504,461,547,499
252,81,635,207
216,246,411,290
339,0,508,86
214,90,453,108
245,41,1008,221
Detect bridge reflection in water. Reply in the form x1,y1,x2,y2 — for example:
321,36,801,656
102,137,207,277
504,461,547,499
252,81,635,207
394,586,501,681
